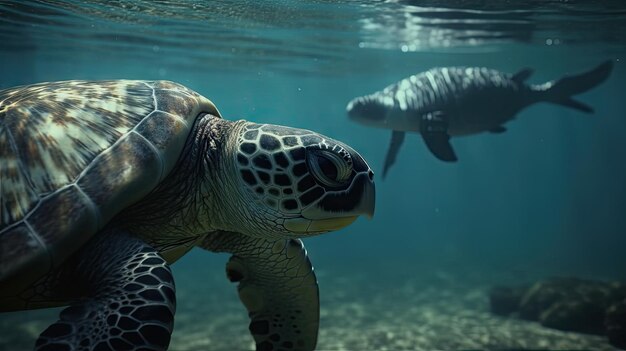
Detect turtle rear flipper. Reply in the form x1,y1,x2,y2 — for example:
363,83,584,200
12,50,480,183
203,234,319,351
35,231,176,351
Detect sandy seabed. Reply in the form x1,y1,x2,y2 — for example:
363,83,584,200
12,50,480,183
1,264,614,351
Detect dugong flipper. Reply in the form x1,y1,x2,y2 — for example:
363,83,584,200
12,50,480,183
419,111,457,163
348,60,614,177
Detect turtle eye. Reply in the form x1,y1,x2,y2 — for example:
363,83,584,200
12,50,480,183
307,148,352,188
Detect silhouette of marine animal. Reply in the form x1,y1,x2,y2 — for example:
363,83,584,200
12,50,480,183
0,80,375,351
347,61,613,177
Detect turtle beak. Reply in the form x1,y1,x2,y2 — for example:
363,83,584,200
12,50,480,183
286,176,375,233
346,171,375,220
286,171,376,234
284,216,359,234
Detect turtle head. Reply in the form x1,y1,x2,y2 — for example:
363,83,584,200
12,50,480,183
221,122,375,238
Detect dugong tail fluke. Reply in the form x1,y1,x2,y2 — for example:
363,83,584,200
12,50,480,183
535,60,614,113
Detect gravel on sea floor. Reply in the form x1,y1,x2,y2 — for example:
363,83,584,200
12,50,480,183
0,265,615,351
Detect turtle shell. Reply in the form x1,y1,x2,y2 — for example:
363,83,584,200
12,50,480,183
0,80,220,291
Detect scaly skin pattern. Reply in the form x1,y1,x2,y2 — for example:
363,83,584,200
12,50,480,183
0,80,375,351
33,231,176,351
118,115,375,250
202,232,319,351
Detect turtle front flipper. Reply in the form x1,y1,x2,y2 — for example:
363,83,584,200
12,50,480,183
203,234,318,351
35,231,176,351
229,239,318,351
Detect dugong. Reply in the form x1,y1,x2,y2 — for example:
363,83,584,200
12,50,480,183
347,61,613,177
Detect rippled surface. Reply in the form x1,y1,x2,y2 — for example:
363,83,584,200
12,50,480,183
359,0,626,51
1,0,625,74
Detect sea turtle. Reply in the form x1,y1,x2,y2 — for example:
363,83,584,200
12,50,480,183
0,80,375,351
346,60,613,177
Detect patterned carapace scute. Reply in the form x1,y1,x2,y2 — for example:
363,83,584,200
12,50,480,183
0,79,218,282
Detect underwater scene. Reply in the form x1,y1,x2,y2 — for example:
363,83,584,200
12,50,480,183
1,0,626,350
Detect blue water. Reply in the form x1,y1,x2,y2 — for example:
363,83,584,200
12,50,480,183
1,1,626,350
